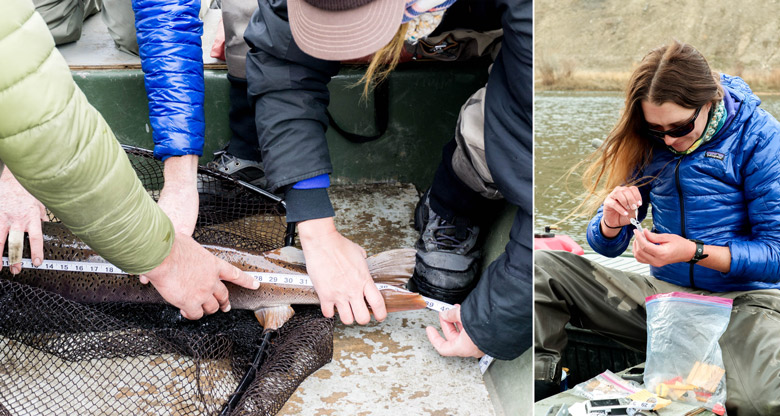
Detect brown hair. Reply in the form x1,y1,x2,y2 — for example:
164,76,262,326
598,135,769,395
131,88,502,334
357,23,409,98
578,41,723,213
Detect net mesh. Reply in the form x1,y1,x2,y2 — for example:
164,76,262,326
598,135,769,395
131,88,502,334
0,146,335,415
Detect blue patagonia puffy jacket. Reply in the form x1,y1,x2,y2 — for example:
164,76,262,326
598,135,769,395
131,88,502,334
133,0,205,160
587,74,780,292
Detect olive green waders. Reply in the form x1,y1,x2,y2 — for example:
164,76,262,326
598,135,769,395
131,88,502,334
534,250,780,416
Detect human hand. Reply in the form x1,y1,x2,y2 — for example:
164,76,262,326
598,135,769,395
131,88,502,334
139,232,260,319
601,186,642,234
632,228,696,267
0,166,48,274
426,305,484,358
298,217,387,325
157,155,199,236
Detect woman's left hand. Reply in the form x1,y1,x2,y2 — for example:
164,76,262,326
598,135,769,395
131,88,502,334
632,228,696,267
426,305,485,358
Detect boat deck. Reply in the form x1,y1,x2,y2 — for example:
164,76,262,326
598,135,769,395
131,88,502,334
583,252,650,276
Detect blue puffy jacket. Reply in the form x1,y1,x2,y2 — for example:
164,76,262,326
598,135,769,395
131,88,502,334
133,0,205,160
587,75,780,292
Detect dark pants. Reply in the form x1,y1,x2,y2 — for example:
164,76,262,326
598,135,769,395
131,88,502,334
224,75,262,162
429,138,504,225
534,250,780,416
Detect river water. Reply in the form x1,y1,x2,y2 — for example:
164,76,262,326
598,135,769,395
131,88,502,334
534,90,780,249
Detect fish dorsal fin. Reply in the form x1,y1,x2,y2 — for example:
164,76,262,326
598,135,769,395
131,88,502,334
366,248,416,287
254,305,296,331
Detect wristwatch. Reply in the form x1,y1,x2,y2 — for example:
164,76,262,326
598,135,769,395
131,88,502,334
687,239,709,264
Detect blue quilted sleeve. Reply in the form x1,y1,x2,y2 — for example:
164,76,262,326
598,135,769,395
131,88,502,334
724,113,780,282
133,0,204,160
586,206,632,257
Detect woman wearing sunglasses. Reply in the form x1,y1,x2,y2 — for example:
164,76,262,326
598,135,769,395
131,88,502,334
534,41,780,414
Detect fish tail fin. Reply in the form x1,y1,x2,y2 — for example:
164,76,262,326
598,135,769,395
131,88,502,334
367,248,416,288
379,289,428,313
366,248,427,312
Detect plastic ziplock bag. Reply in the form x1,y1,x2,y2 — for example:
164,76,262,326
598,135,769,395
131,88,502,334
645,292,732,413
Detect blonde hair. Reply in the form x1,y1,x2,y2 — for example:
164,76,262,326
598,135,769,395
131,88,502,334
357,23,409,98
577,41,723,214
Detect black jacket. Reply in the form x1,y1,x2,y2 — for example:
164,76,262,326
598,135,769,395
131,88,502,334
461,0,532,360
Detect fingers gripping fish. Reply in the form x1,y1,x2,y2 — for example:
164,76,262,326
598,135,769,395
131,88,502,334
1,223,427,331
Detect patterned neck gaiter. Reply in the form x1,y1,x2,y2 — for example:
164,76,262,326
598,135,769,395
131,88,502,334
669,100,727,155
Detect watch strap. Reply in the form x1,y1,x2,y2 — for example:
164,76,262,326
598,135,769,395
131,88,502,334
687,239,709,264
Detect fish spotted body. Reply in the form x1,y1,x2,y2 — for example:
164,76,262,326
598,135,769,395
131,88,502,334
1,223,426,329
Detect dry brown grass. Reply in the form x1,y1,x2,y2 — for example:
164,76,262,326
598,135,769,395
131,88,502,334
739,69,780,95
536,68,780,94
537,60,558,86
534,70,631,91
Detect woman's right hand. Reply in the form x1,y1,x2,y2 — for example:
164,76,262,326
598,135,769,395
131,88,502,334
0,166,48,274
298,217,387,326
601,185,642,235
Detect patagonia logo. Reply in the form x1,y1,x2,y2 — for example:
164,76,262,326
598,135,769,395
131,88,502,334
705,151,725,160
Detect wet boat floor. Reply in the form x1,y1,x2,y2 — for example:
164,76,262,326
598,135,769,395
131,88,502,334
278,183,495,415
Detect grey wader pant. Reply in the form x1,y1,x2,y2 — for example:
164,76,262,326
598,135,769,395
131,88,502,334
33,0,101,45
535,250,780,416
100,0,211,56
100,0,137,55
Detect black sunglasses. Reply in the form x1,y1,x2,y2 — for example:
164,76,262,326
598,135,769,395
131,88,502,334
645,106,702,139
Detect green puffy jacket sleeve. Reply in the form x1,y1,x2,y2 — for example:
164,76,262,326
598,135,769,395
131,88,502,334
0,0,174,275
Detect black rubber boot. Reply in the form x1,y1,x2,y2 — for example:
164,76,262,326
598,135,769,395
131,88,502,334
407,189,480,305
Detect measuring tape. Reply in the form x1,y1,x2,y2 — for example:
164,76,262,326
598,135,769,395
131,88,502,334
2,256,495,372
2,256,315,284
